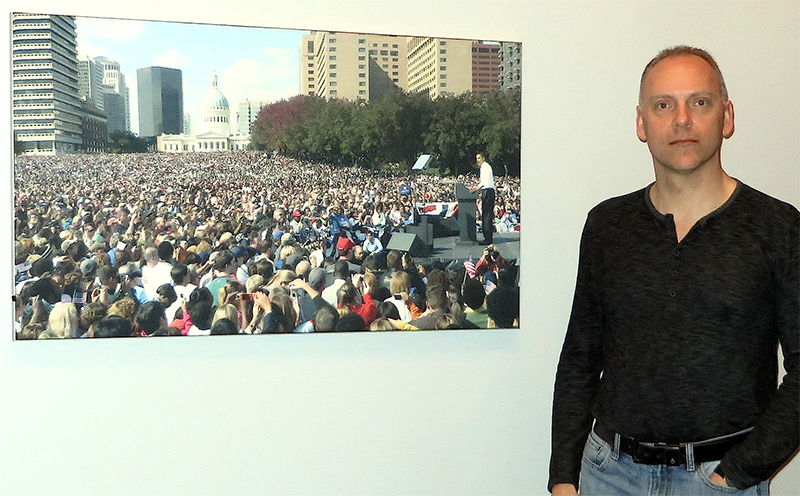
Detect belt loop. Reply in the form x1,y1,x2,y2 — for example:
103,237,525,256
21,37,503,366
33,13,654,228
611,433,621,461
685,443,696,471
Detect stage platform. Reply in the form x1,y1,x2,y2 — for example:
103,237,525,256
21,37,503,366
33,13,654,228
411,231,521,267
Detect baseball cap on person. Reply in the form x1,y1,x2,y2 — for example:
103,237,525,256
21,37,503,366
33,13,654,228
80,258,97,275
337,237,355,253
292,209,301,218
308,267,326,289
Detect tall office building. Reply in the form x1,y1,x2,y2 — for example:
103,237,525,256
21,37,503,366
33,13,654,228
104,92,127,135
472,42,501,94
12,13,83,155
77,54,105,109
499,42,522,90
95,56,131,132
407,37,473,99
137,66,183,137
237,99,270,135
301,31,408,101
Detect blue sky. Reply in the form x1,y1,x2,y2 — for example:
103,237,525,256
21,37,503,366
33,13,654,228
75,16,305,135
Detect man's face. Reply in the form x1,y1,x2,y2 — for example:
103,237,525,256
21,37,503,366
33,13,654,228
636,55,734,175
476,154,485,165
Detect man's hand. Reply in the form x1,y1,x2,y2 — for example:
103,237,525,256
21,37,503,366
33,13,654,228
709,472,729,487
551,483,579,496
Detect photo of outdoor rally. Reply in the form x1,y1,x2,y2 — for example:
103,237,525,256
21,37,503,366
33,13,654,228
11,16,523,340
13,151,521,339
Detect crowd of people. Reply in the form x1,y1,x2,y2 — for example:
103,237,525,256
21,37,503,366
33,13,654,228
13,151,521,339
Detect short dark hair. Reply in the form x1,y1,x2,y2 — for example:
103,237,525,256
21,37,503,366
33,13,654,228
425,284,448,311
314,305,339,332
156,284,178,306
134,301,166,335
171,263,189,285
97,264,118,284
333,259,349,279
385,250,402,270
94,315,133,338
188,301,213,330
157,241,174,262
213,250,234,272
335,312,366,332
486,286,519,328
210,318,238,335
378,300,401,320
462,277,485,310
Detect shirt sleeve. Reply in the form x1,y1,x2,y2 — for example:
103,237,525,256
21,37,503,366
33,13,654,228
716,208,800,489
548,212,605,491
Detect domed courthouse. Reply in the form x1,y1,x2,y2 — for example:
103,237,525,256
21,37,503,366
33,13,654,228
157,71,251,152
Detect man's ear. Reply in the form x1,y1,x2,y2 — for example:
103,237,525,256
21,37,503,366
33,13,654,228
636,106,647,143
722,99,735,139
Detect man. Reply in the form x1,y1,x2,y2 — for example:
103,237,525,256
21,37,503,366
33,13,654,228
141,244,173,301
205,249,237,307
469,152,495,245
362,230,383,254
549,46,798,495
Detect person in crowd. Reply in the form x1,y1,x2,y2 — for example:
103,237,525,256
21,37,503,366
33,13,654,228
133,301,169,336
461,277,489,328
38,302,79,339
141,244,174,300
93,315,133,338
205,249,236,307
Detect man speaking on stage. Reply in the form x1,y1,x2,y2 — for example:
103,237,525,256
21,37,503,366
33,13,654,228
469,152,495,245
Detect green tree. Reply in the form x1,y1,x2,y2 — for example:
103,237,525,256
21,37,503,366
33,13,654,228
478,88,521,176
108,130,149,153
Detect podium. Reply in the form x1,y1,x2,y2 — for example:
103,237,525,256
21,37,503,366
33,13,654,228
455,183,478,242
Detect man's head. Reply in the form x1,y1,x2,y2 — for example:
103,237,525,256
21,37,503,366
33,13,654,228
636,46,734,175
337,237,355,259
639,46,728,104
476,152,487,165
213,249,235,274
157,241,174,262
333,259,350,280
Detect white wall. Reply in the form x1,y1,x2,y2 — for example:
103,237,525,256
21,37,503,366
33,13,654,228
1,1,797,495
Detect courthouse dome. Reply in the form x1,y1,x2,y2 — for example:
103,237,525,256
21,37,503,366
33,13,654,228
203,71,229,109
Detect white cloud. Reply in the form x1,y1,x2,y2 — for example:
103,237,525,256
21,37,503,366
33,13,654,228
76,39,106,59
152,48,192,69
76,17,145,43
219,54,299,105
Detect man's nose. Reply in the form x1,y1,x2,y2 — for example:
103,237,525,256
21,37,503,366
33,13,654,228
674,103,692,128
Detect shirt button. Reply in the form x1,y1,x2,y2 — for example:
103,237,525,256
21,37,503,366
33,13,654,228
670,291,677,298
671,271,678,277
673,249,681,257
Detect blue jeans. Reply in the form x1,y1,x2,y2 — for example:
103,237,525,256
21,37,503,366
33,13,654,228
580,430,770,496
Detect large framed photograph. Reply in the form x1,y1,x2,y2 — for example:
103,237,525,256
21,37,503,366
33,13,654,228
11,13,521,339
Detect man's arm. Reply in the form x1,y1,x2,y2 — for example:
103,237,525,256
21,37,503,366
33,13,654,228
714,208,799,489
548,213,605,492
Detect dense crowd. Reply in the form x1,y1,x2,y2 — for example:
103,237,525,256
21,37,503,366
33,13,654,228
13,151,521,339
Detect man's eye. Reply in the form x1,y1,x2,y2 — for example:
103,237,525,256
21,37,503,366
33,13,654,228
656,102,670,110
696,99,708,106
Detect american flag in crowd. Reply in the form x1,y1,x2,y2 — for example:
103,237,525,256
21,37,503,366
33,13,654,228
463,255,476,279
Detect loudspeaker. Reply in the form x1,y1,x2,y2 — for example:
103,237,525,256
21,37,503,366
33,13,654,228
386,233,429,257
433,217,460,237
406,216,434,248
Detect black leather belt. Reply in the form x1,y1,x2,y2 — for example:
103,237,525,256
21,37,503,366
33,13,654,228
594,423,750,466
